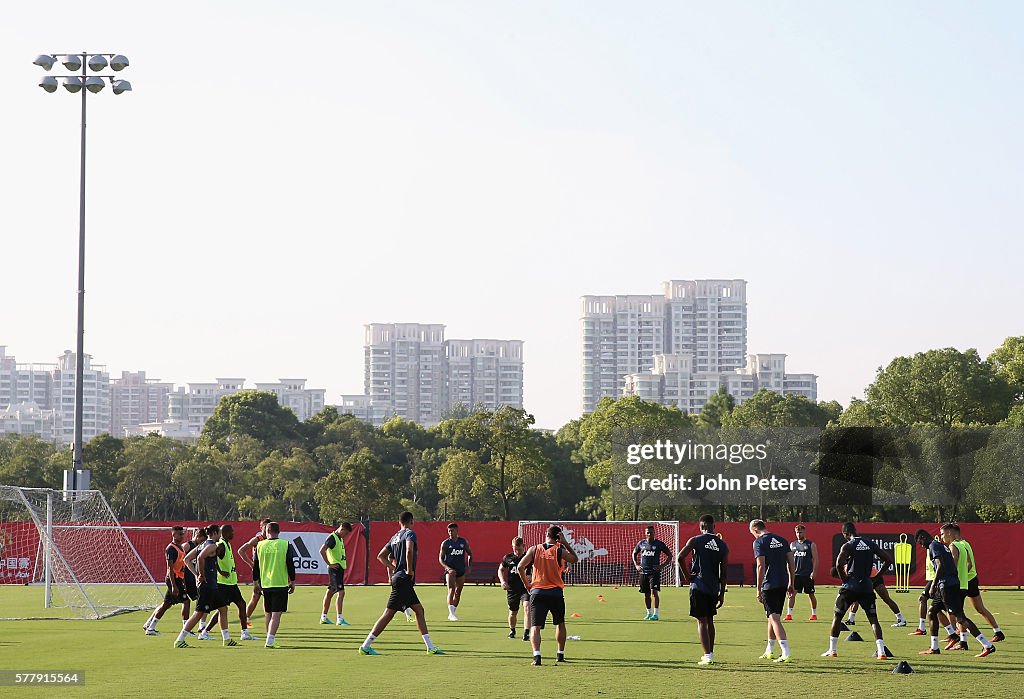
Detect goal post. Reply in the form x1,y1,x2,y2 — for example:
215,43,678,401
0,486,163,619
518,520,680,587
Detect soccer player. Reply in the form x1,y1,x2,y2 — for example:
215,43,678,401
143,526,189,635
175,524,238,648
821,522,894,660
517,525,579,666
632,525,672,621
252,521,297,649
319,522,353,626
498,536,532,640
950,524,1004,644
843,556,907,628
178,526,206,632
749,519,795,662
217,525,255,641
678,515,729,666
785,524,818,621
359,511,444,656
238,517,271,627
439,522,472,621
916,525,995,658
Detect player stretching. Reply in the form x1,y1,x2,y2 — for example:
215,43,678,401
359,512,444,656
633,525,672,620
785,524,817,621
678,515,729,666
749,519,795,662
950,524,1004,645
917,525,995,658
237,518,271,628
518,525,579,666
319,522,352,626
821,522,894,660
499,536,532,640
144,526,188,635
175,524,237,648
440,522,472,621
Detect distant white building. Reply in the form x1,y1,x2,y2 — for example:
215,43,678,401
337,394,373,422
445,339,524,413
254,379,326,422
51,351,111,444
167,378,246,437
123,419,195,441
0,401,60,442
110,371,174,437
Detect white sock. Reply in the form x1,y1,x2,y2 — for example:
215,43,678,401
829,636,838,652
876,639,886,655
175,629,187,643
994,626,1002,633
896,612,905,622
930,635,939,651
221,629,230,641
918,618,927,631
266,633,275,645
361,633,376,649
960,631,968,642
778,640,790,657
422,633,434,650
404,610,413,618
321,613,328,619
646,608,651,614
787,608,793,616
533,650,541,657
705,652,714,660
449,605,456,615
846,613,855,623
182,619,189,629
944,624,956,636
337,615,344,623
811,608,816,616
149,617,159,629
976,633,992,649
765,640,775,654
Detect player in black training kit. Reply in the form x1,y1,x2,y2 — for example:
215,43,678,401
440,522,472,621
632,526,672,620
750,519,795,662
786,524,818,621
678,515,729,665
498,536,532,640
821,522,894,660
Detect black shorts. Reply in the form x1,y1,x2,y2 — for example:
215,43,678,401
263,587,289,614
528,591,566,628
218,583,245,607
446,568,466,583
328,566,345,592
963,577,980,599
164,577,188,606
183,573,198,601
196,583,227,613
794,575,815,594
835,584,878,620
507,589,529,612
386,576,420,611
871,573,885,590
638,572,661,593
931,579,964,617
762,588,786,617
689,589,718,618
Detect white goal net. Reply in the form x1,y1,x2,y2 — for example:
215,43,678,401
518,521,680,587
0,487,162,619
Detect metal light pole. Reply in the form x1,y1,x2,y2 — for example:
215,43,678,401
33,52,132,492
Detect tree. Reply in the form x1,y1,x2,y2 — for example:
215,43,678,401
437,450,499,519
114,435,190,520
864,348,1013,428
699,387,735,428
988,336,1024,401
727,391,836,429
199,391,303,451
0,435,57,489
315,448,403,522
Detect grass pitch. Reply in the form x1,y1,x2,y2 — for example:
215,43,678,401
0,583,1021,698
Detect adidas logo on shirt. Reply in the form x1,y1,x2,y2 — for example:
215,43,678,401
705,539,720,552
855,540,870,551
769,538,784,549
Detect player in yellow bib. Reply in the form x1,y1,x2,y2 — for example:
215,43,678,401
252,522,297,649
319,522,353,626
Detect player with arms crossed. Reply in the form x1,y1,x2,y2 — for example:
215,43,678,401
319,522,352,626
517,525,579,666
359,511,444,655
749,519,795,662
916,525,995,658
252,521,296,649
821,522,894,660
678,515,729,666
632,525,672,620
439,522,472,621
498,536,532,640
785,524,818,621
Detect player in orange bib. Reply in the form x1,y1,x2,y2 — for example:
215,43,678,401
517,525,579,666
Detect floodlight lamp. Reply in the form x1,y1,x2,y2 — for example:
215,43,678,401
33,54,56,71
88,55,108,72
62,55,83,71
109,55,129,71
111,79,132,95
39,76,58,93
85,76,105,93
63,76,83,93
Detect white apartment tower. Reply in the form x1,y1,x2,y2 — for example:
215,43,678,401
254,379,326,422
110,371,174,437
167,378,246,436
365,324,447,426
581,280,746,413
51,351,111,444
446,339,524,413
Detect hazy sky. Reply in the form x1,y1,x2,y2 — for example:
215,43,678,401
3,2,1022,429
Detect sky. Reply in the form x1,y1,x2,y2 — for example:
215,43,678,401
2,2,1022,429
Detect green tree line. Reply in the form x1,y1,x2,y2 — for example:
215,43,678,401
2,337,1023,524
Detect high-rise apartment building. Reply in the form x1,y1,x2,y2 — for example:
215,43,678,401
167,378,246,436
110,371,174,437
51,351,111,445
445,339,524,412
254,379,326,422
